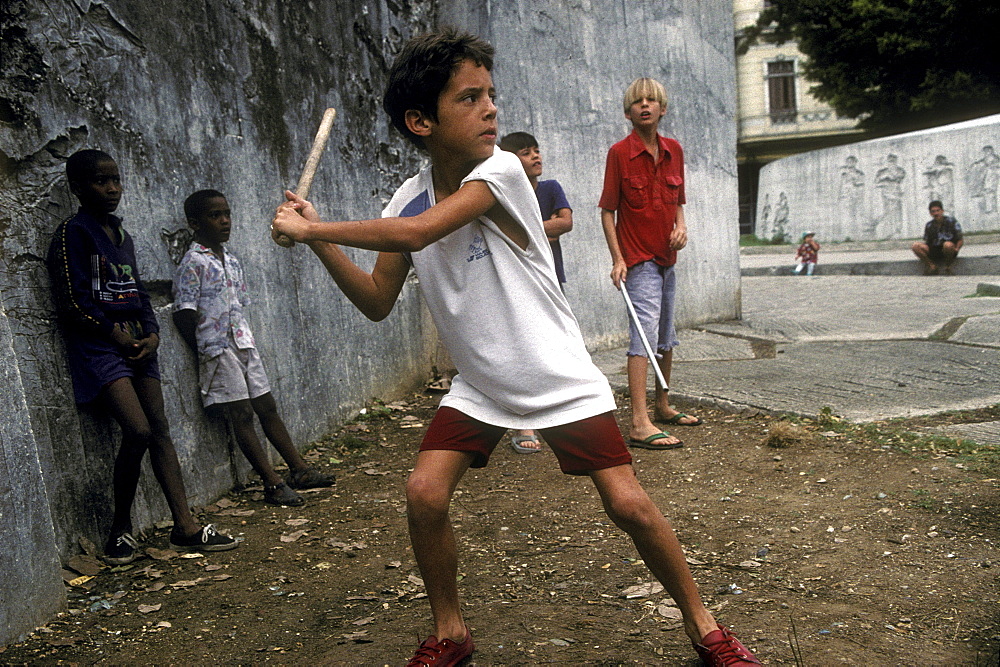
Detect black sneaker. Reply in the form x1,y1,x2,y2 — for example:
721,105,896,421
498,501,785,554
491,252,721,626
264,482,304,506
103,529,140,565
169,524,239,552
286,467,336,489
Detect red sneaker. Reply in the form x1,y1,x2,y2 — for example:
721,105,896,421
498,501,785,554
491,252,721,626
694,624,761,666
406,626,474,666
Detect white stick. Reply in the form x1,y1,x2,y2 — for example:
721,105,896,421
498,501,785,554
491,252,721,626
620,283,669,390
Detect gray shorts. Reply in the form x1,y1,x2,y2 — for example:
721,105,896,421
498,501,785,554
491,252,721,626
199,345,271,407
624,260,679,358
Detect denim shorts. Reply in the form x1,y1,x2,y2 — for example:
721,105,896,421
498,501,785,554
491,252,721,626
624,260,679,358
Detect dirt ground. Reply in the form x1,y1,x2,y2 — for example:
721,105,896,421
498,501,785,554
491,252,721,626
3,390,999,666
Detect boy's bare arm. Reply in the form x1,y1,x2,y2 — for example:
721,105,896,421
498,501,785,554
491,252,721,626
543,208,573,241
274,180,504,321
670,205,688,250
307,242,410,322
172,309,199,353
273,181,501,252
600,208,627,289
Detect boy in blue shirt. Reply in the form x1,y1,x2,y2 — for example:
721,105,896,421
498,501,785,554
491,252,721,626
172,190,334,506
271,28,758,667
498,131,574,453
499,131,573,287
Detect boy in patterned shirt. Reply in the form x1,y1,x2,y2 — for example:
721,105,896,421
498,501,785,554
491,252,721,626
173,190,334,506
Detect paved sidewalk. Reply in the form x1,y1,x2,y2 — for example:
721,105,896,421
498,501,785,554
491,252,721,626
591,256,1000,446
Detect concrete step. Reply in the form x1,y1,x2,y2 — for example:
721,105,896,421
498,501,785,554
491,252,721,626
740,240,1000,277
742,254,1000,277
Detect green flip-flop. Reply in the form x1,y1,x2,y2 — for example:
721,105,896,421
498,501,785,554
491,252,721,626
660,412,703,426
629,431,684,450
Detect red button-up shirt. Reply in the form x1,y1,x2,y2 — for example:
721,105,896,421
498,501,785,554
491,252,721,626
599,130,685,268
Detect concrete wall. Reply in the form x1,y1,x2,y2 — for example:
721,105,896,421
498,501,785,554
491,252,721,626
441,0,742,338
0,0,439,645
0,0,738,644
756,114,1000,243
0,296,66,643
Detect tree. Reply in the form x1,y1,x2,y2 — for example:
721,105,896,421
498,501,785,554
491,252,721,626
738,0,1000,133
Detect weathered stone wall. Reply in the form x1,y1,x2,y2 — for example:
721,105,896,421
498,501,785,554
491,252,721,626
0,296,66,643
442,0,742,339
1,0,738,644
0,0,440,644
756,114,1000,243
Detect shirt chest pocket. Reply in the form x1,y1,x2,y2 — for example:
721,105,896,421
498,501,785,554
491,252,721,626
623,175,649,209
662,175,683,204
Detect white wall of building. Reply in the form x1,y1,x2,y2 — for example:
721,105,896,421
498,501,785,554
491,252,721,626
757,114,1000,242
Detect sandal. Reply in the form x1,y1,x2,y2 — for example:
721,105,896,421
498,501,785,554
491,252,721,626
659,412,703,426
286,467,336,489
629,431,684,450
510,433,542,454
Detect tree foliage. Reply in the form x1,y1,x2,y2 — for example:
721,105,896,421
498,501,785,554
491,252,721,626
738,0,1000,132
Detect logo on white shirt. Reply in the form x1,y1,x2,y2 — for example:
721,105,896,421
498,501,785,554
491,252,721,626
466,233,492,262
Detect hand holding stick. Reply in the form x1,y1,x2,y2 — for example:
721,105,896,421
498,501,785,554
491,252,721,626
272,107,337,248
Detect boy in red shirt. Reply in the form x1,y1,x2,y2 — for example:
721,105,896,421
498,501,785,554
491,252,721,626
600,78,703,451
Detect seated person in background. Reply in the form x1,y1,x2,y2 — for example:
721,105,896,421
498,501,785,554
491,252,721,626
793,231,819,276
912,200,963,275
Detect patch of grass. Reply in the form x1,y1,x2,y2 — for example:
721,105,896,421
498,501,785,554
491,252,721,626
763,420,813,448
803,405,1000,473
740,233,788,247
354,399,392,422
333,434,371,452
909,488,937,510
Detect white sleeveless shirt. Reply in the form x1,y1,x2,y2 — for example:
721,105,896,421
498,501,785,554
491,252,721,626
383,148,616,429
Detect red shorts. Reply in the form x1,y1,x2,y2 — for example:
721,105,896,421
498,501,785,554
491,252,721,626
420,407,633,475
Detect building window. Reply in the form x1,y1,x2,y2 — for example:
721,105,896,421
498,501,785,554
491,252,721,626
767,60,796,123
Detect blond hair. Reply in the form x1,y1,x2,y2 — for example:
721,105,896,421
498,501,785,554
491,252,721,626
623,77,667,113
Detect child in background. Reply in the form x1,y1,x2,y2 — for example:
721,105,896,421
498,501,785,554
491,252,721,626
498,131,574,454
271,28,759,667
172,190,335,506
47,150,238,564
794,231,819,276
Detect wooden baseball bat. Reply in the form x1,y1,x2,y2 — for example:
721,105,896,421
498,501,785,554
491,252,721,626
274,107,337,248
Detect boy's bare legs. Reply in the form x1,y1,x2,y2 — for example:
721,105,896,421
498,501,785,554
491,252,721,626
103,376,200,536
589,464,717,644
650,349,699,424
627,354,681,446
406,449,476,642
223,398,285,488
250,392,311,474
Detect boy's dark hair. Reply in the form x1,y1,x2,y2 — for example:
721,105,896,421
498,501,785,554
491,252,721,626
382,26,494,149
928,200,944,210
498,132,537,154
184,189,226,220
66,149,115,185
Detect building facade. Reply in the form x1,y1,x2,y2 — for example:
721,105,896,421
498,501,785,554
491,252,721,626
734,0,863,236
